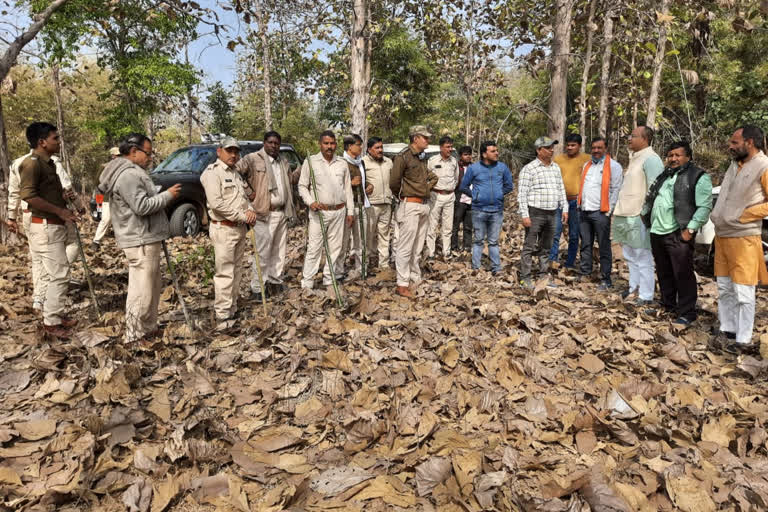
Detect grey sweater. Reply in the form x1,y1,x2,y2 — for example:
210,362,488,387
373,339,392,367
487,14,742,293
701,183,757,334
98,157,173,249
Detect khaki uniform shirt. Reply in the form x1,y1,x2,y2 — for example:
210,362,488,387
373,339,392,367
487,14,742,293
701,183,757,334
428,154,459,191
201,158,251,223
389,146,438,200
298,153,354,211
18,151,67,220
363,154,393,205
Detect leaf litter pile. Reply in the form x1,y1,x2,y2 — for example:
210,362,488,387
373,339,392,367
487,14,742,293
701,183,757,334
1,210,768,512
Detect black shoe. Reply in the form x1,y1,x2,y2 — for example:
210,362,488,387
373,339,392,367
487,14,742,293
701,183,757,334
597,280,612,291
723,341,756,355
251,291,263,302
620,288,633,299
90,241,101,251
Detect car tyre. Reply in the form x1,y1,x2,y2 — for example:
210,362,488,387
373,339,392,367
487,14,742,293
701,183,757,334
170,203,200,237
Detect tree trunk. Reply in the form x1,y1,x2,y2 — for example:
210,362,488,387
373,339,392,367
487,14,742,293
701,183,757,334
0,0,71,83
578,0,598,136
350,0,370,139
185,45,193,144
0,94,9,244
597,9,615,137
254,0,273,131
548,0,575,155
52,63,72,179
646,0,670,129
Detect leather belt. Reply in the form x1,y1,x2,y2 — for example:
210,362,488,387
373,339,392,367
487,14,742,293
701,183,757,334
319,203,345,211
567,195,578,201
433,189,453,195
402,196,425,204
30,216,64,225
211,219,242,228
22,209,30,213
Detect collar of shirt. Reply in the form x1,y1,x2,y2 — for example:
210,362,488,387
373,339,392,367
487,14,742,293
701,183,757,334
33,149,51,163
591,155,606,165
536,158,555,168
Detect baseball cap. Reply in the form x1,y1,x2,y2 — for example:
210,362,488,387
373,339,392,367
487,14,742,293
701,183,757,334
409,125,433,138
534,136,558,148
219,136,240,149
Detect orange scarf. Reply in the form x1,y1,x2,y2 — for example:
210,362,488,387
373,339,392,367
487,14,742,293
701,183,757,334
578,155,612,213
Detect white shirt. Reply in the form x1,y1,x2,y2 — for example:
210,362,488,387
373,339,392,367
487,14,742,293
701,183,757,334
269,155,285,207
298,153,354,211
428,154,459,191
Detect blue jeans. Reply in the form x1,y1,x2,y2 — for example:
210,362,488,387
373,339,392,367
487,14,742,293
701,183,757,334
549,199,580,266
471,210,503,272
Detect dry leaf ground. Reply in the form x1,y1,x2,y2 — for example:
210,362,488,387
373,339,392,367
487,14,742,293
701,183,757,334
1,204,767,511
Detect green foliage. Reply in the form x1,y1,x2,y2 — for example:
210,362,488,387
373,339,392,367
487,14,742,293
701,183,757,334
207,81,234,136
174,244,215,286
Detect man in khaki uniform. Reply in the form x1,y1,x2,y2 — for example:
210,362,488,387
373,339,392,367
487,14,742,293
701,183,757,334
201,137,258,329
425,135,458,259
92,146,121,249
18,122,79,337
8,147,78,310
237,131,296,298
389,125,438,298
298,130,354,290
362,136,394,269
99,133,181,342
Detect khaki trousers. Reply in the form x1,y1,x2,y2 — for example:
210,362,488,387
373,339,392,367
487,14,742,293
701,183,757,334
123,242,162,342
425,192,455,257
24,213,77,306
94,202,112,243
28,221,70,325
250,210,289,292
301,208,345,289
210,222,247,320
395,201,430,287
367,203,392,267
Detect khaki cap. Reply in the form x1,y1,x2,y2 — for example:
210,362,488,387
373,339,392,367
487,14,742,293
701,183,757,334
219,136,240,149
409,125,433,138
109,146,120,156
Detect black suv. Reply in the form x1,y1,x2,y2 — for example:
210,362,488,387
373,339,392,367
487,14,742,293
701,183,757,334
150,141,302,237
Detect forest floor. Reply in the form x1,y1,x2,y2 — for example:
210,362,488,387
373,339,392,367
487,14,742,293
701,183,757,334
1,206,768,512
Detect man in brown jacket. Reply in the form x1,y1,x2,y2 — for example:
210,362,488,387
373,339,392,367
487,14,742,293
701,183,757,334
237,131,297,297
389,125,438,297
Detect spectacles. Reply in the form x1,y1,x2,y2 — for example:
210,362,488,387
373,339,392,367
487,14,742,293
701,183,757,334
133,146,152,156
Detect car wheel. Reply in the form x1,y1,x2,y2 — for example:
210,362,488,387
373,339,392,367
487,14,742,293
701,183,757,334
170,203,200,237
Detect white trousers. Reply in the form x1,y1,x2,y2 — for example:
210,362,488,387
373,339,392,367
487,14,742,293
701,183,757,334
210,223,247,320
94,201,112,243
425,192,455,257
250,210,288,292
717,276,756,344
367,203,392,267
340,207,365,275
395,201,430,287
28,221,70,325
623,245,655,300
301,208,346,289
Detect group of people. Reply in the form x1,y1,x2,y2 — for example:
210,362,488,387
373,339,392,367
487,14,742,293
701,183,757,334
5,121,767,355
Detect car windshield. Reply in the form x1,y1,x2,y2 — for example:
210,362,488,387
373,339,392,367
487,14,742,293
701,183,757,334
153,146,217,174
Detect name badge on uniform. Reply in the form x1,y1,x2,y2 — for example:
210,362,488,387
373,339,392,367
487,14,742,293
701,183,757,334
225,179,232,182
435,165,442,169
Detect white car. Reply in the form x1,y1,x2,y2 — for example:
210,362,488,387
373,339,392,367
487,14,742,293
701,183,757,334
696,186,768,263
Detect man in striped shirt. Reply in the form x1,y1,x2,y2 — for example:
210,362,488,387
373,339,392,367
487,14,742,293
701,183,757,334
517,136,568,288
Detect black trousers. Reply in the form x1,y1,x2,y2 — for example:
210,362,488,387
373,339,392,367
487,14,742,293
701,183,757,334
650,230,697,320
451,202,473,251
579,210,612,283
521,206,557,279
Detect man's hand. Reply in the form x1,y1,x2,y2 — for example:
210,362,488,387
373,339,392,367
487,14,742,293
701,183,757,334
245,210,258,225
310,202,323,211
681,229,693,241
346,215,354,228
167,183,182,199
248,192,256,201
58,207,78,223
351,176,362,186
365,183,373,195
63,189,77,201
6,219,18,233
562,212,569,224
522,217,532,228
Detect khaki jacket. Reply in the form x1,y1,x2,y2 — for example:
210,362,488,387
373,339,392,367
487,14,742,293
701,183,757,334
363,154,393,205
200,158,250,223
389,146,438,200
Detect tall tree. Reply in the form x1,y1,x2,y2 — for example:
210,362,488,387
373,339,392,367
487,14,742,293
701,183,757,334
207,81,235,135
253,0,273,130
646,0,671,129
349,0,371,139
578,0,598,136
597,8,615,136
548,0,576,153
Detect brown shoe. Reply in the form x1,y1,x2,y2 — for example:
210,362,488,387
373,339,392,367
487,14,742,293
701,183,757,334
396,286,413,298
43,324,72,338
60,317,78,328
